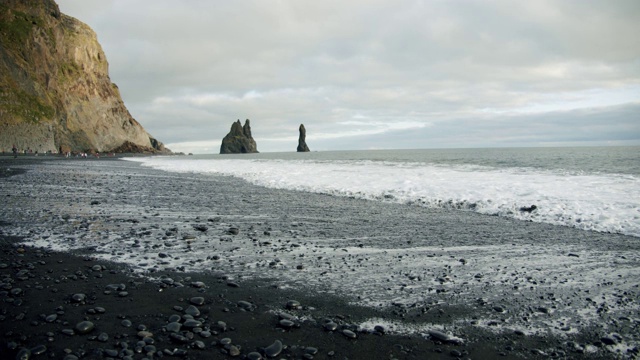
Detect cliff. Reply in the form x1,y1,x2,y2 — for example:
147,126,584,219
297,124,310,152
220,119,258,154
0,0,169,154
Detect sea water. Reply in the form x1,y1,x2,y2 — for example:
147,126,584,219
127,146,640,237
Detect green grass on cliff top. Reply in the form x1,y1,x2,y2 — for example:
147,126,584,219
0,5,46,47
0,5,56,124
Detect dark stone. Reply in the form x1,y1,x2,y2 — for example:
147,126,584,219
519,205,537,213
220,119,258,154
428,329,449,342
264,340,283,358
75,321,95,334
297,124,310,152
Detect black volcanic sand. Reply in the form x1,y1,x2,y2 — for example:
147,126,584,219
0,155,637,360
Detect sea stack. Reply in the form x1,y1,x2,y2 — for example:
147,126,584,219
297,124,310,152
220,119,258,154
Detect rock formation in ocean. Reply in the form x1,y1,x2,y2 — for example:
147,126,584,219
220,119,258,154
0,0,169,154
297,124,310,152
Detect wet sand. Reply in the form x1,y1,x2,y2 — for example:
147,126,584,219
0,155,638,359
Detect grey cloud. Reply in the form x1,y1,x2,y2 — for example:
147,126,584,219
56,0,640,153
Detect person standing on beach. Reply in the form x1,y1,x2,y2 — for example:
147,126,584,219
12,144,17,158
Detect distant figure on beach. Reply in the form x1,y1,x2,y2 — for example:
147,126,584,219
12,144,17,158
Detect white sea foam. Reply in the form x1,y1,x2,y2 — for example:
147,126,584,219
126,157,640,237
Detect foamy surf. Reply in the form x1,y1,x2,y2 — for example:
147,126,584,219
126,156,640,237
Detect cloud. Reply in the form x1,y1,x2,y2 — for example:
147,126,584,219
56,0,640,153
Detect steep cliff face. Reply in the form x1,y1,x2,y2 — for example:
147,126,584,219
0,0,168,153
220,119,258,154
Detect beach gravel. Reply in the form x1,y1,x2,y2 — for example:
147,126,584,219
0,156,638,359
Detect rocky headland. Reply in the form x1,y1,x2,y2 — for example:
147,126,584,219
220,119,258,154
0,0,169,154
297,124,310,152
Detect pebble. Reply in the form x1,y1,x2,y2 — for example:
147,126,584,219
428,329,449,342
16,348,31,360
105,284,126,291
374,325,386,334
279,312,295,321
137,331,153,338
166,322,181,333
264,340,283,357
75,321,95,334
238,300,254,311
214,321,228,332
71,293,86,303
279,319,295,329
229,345,241,356
193,224,208,232
191,281,206,288
247,352,263,360
286,300,301,310
169,333,189,343
342,329,357,339
30,344,47,355
323,321,338,331
601,336,618,345
11,288,24,296
183,319,202,328
190,296,205,305
185,305,201,317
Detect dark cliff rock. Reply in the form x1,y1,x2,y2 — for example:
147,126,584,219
0,0,170,154
220,119,258,154
297,124,310,152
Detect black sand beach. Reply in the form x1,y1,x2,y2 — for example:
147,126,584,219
0,156,637,359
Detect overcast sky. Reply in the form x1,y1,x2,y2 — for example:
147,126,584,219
56,0,640,154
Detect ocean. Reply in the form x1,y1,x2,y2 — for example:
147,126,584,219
127,146,640,238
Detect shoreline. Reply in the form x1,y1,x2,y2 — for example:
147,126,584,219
1,158,637,359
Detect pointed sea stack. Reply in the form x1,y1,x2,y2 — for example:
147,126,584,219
297,124,310,152
220,119,258,154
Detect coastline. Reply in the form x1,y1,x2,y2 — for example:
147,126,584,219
1,157,636,359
